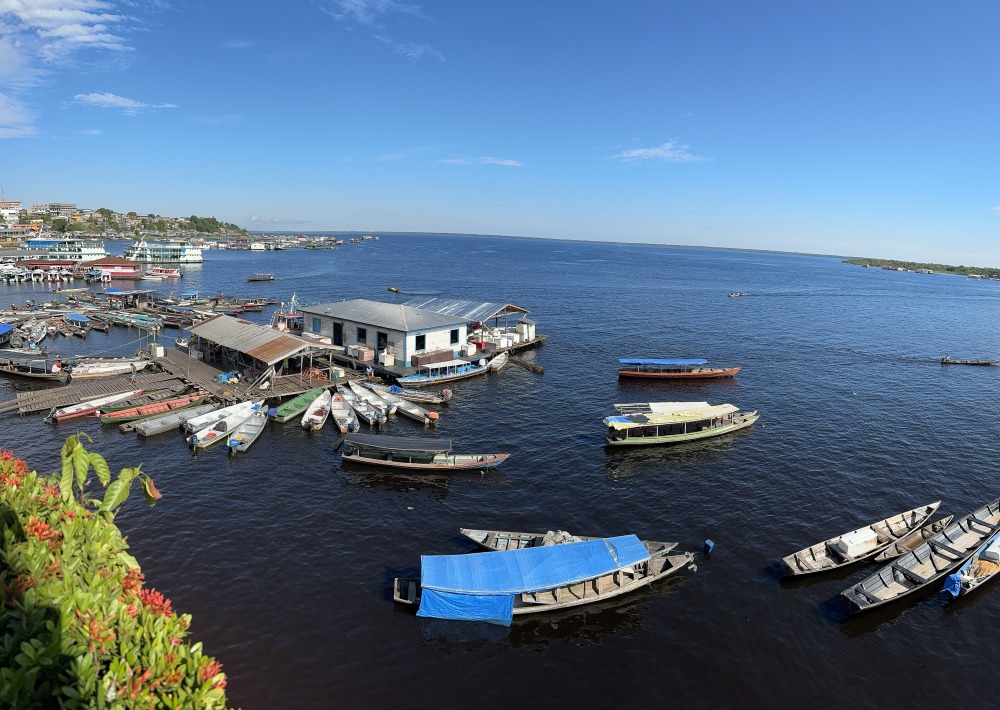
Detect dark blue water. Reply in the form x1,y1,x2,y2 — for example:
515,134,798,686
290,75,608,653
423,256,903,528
5,235,1000,708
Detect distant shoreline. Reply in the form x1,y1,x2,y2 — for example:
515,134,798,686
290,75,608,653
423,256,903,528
842,257,999,277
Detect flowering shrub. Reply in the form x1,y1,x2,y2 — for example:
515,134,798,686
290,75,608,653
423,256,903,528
0,434,231,708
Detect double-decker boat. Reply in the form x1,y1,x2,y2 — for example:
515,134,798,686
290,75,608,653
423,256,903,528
123,239,203,263
18,237,109,264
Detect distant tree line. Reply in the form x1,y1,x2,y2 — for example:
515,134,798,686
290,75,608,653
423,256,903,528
843,258,1000,277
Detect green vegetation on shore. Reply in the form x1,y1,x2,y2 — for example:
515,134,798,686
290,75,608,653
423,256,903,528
843,258,1000,277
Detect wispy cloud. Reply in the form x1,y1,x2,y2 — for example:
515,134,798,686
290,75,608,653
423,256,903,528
0,92,37,138
437,156,523,167
992,207,1000,217
193,114,242,126
373,34,443,62
322,0,424,25
0,0,137,65
73,92,176,113
613,139,708,163
222,39,252,50
247,215,314,226
75,128,102,135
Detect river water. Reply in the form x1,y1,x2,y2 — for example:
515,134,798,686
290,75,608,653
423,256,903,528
4,235,1000,708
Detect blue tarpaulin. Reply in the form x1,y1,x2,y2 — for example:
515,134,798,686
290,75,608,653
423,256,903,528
65,313,90,323
0,323,12,337
416,535,650,625
619,358,708,366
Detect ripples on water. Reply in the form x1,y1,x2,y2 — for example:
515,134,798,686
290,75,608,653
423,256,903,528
5,236,1000,708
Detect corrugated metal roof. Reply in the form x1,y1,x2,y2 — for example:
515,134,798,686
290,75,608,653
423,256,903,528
187,314,316,365
401,297,529,322
299,299,464,332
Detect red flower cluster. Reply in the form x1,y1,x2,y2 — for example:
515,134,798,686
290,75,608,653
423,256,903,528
75,608,116,654
0,451,29,488
198,659,226,689
24,516,62,550
137,587,174,617
121,567,144,595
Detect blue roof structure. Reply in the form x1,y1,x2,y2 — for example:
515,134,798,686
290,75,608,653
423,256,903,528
619,358,708,366
416,535,650,625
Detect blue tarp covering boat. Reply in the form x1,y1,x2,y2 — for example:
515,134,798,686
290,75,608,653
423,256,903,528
417,535,650,625
619,358,708,366
65,313,90,323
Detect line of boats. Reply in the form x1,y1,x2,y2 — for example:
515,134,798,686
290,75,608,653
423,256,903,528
780,496,1000,613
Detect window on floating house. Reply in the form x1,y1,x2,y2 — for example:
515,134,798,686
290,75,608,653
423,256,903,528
357,327,367,343
415,334,426,350
450,329,459,345
311,317,320,333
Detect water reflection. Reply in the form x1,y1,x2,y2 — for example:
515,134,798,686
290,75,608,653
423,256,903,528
604,433,752,478
337,464,507,495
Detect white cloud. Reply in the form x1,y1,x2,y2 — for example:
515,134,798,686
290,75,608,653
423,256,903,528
437,156,523,167
322,0,424,25
222,39,251,50
247,215,313,226
73,91,176,113
372,34,443,62
614,140,708,163
0,91,37,138
75,128,101,135
0,0,136,65
993,207,1000,217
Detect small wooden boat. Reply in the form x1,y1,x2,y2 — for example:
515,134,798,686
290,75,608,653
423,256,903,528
348,380,396,415
872,516,955,562
604,401,758,447
617,358,740,379
360,382,437,426
100,393,208,423
395,358,490,388
228,410,268,453
301,389,333,431
100,385,190,414
945,529,1000,598
188,405,261,449
460,527,679,555
940,355,998,366
781,501,942,576
133,403,219,437
47,389,143,422
488,352,508,371
336,384,385,428
184,399,262,433
366,382,452,405
341,433,509,471
246,272,275,282
0,358,66,380
270,386,326,423
387,286,400,294
841,496,1000,614
69,358,151,380
393,534,695,625
328,393,360,433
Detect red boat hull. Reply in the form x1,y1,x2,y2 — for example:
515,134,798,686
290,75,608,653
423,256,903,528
617,367,741,379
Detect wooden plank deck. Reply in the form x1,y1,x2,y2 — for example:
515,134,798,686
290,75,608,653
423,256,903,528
0,371,186,416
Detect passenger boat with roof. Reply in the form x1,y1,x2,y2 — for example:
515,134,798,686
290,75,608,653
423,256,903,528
841,496,1000,614
123,239,203,263
460,527,679,555
940,355,998,366
780,501,942,576
340,433,508,470
604,401,758,446
395,358,490,387
392,534,696,625
18,237,109,263
617,358,740,379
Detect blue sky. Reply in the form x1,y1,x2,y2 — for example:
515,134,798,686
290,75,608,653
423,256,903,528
1,1,998,264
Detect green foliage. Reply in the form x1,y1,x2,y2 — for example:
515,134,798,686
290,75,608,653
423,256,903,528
182,215,247,235
843,257,1000,277
0,436,230,708
51,218,68,233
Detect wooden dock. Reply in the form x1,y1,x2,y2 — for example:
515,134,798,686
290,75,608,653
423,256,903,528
0,371,185,416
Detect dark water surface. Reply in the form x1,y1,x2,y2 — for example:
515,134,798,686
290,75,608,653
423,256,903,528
5,235,1000,708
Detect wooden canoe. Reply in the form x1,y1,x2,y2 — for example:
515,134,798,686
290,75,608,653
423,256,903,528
271,386,326,423
872,516,955,562
781,501,941,576
460,527,678,555
100,393,208,423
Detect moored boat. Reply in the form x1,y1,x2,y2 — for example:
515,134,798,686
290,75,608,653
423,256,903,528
100,393,209,423
604,401,758,447
488,352,508,371
187,402,262,449
940,355,998,366
366,382,452,405
872,516,955,562
228,410,269,453
100,386,190,414
270,386,326,423
841,496,1000,614
360,382,437,426
184,399,262,433
47,389,143,422
395,358,490,388
133,402,220,437
944,529,1000,598
66,358,151,380
617,357,740,379
392,534,696,625
341,433,509,471
348,380,397,415
336,384,385,428
301,389,333,431
460,527,679,555
780,501,942,576
329,392,360,433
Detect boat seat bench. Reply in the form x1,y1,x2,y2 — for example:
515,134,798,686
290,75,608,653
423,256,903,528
892,563,928,585
927,539,963,559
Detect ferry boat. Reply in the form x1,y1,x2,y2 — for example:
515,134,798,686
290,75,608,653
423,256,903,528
18,237,109,263
617,357,741,379
123,239,203,263
148,266,183,278
604,401,759,446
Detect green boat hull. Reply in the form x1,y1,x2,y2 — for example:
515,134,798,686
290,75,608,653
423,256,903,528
272,386,327,423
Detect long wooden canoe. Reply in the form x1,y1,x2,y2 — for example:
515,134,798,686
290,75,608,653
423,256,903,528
100,393,208,423
872,516,954,562
271,386,326,423
460,527,678,555
781,501,941,576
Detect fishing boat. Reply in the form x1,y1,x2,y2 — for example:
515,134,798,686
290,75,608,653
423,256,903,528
780,501,942,576
66,358,151,380
246,272,274,282
872,516,955,562
348,380,397,415
301,389,333,431
460,527,679,555
47,389,143,422
392,534,696,625
329,392,360,433
604,401,758,447
940,355,998,366
360,382,437,426
100,386,190,414
488,352,509,371
336,384,385,428
944,530,1000,598
188,404,261,449
184,399,263,433
228,410,269,453
840,496,1000,614
395,358,490,388
0,358,68,381
366,382,453,405
340,433,509,471
269,293,304,334
133,403,220,437
100,393,209,424
270,386,326,423
617,358,741,379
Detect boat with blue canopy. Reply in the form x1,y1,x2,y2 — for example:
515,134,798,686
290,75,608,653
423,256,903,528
617,357,740,379
393,534,695,625
604,401,758,446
